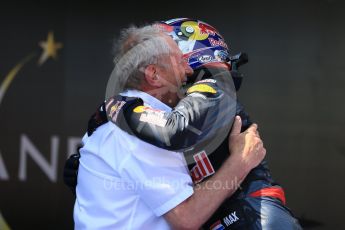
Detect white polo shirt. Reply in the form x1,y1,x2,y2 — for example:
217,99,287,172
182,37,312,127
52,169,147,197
74,89,194,230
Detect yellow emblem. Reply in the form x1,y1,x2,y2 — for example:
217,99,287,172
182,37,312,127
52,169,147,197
187,84,217,94
181,21,209,41
133,105,145,113
110,105,118,114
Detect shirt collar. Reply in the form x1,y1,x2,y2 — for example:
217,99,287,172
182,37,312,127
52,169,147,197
120,89,172,112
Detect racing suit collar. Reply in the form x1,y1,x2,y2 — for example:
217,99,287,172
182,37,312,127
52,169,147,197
120,89,172,112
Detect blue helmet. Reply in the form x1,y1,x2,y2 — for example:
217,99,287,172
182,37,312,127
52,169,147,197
159,18,248,90
159,18,230,70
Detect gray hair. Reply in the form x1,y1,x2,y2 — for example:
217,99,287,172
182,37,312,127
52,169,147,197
112,24,172,91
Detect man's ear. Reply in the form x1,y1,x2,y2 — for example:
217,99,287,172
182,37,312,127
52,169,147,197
144,64,162,87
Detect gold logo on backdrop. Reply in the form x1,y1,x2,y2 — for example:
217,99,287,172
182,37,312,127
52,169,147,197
38,31,63,65
0,31,63,107
0,31,63,229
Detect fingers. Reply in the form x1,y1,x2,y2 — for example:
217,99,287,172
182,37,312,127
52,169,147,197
259,146,266,158
247,123,258,133
246,123,262,139
254,138,266,159
230,116,242,136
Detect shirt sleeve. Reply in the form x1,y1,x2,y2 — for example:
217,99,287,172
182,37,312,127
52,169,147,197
119,141,194,216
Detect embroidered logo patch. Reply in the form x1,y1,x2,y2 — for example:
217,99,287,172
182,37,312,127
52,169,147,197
137,106,167,127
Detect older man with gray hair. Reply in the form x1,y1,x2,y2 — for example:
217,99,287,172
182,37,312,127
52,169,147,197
73,24,265,229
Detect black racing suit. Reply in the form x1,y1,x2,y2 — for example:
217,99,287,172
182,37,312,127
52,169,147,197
104,78,301,229
65,78,302,229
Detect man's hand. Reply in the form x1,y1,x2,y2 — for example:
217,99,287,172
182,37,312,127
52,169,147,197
164,116,266,229
229,115,266,174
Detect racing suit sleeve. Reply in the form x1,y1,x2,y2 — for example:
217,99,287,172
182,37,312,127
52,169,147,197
106,79,234,152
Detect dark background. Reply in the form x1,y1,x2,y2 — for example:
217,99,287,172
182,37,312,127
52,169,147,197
0,0,344,229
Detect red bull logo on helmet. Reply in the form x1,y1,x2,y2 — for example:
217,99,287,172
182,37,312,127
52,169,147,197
161,18,230,70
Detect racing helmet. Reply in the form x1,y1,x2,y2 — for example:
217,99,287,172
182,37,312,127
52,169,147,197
159,18,248,90
159,18,230,69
